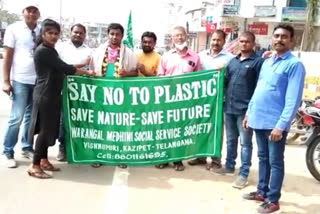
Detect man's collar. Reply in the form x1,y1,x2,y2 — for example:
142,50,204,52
207,49,227,57
142,50,155,55
22,21,29,29
272,50,292,61
23,21,39,30
236,51,257,60
68,40,86,48
171,48,191,56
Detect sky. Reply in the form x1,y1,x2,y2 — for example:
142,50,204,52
2,0,199,45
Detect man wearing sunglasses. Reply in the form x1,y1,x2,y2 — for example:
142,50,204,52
1,3,40,168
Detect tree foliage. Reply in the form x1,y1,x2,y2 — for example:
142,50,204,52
0,0,20,28
0,10,20,26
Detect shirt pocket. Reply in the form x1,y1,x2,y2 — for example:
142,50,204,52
238,63,255,78
236,65,253,85
238,67,248,77
266,72,284,90
182,61,196,73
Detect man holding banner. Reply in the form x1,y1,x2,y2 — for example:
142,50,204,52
136,31,161,77
215,31,263,189
157,26,200,171
90,23,137,78
55,23,92,161
89,23,137,168
188,29,234,170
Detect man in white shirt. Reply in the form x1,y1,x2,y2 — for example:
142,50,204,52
55,23,92,161
198,30,234,71
188,29,234,170
1,3,40,168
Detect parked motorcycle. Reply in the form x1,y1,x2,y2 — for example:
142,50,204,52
287,102,320,182
302,107,320,182
286,99,315,144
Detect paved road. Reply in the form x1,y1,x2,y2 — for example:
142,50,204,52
0,59,319,214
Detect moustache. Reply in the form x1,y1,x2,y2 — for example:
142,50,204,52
275,42,284,46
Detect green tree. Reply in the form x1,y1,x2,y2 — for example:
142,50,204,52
0,0,20,28
0,10,20,26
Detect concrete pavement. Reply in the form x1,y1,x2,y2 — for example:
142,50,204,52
0,132,319,214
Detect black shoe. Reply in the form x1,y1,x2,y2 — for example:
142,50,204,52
173,161,185,171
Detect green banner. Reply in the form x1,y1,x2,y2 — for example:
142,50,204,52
63,69,224,165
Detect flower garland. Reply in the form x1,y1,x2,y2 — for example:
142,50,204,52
101,46,121,77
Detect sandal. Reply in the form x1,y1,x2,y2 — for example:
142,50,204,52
173,162,185,171
155,163,169,169
27,167,52,179
206,162,222,170
91,163,102,168
187,158,207,166
40,159,60,172
118,164,127,169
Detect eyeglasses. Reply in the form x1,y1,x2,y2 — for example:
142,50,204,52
31,30,36,43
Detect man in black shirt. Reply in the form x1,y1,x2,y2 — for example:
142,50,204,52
212,31,264,189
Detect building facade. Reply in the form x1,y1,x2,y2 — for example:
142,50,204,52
185,0,320,52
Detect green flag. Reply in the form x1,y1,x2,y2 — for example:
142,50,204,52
123,11,134,49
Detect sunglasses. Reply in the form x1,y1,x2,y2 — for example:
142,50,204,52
31,30,36,43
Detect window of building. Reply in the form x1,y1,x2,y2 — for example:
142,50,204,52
289,0,307,7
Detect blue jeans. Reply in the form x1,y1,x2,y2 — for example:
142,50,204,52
254,129,287,203
2,80,34,157
224,113,253,178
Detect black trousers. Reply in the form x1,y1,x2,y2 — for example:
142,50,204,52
33,106,59,165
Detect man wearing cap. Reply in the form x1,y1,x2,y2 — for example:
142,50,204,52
55,23,92,162
1,3,40,168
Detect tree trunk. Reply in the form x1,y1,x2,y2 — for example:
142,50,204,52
300,0,316,51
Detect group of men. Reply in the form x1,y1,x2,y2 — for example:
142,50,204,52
1,2,305,214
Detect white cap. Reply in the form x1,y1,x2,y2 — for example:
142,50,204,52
22,1,39,11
